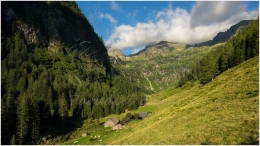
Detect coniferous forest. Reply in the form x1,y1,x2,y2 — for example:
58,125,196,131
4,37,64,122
1,2,146,144
179,19,259,86
1,1,259,145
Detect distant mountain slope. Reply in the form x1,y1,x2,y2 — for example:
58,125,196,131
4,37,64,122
107,48,128,61
109,45,218,92
104,56,259,145
186,20,251,48
107,19,257,93
129,41,186,57
64,56,259,145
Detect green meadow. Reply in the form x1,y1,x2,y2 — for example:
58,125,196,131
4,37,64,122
63,56,258,145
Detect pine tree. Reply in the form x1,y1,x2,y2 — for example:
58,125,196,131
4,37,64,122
200,52,220,84
29,96,40,144
1,90,17,144
115,103,120,115
97,104,105,118
17,93,30,145
16,77,26,92
47,87,54,110
219,49,229,72
58,92,68,120
103,103,110,117
5,69,16,92
10,135,16,145
84,101,92,119
110,102,116,114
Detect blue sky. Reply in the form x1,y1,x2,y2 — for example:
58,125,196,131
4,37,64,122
76,1,259,56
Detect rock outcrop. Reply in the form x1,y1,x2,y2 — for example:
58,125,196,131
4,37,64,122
1,1,111,73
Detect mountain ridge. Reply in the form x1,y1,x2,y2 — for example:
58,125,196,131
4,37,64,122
121,19,252,57
2,1,111,73
186,20,251,48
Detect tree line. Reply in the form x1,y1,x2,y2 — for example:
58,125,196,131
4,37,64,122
1,31,146,144
179,19,259,86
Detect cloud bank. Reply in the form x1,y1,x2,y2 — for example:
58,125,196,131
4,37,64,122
105,1,259,50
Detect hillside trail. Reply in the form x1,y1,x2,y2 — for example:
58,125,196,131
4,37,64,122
142,73,154,91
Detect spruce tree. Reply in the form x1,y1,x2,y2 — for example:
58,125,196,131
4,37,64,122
29,97,40,144
16,93,30,145
58,92,68,120
1,90,17,144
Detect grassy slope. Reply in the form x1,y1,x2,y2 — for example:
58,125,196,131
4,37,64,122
115,45,219,92
64,56,259,145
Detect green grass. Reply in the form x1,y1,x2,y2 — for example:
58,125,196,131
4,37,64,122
114,45,219,92
63,56,259,145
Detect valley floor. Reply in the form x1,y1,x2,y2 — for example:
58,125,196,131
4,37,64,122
63,56,259,145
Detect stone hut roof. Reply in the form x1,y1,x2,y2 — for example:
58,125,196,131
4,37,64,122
136,112,148,119
104,117,119,127
110,117,119,124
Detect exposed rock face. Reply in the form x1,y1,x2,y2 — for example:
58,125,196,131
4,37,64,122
15,21,45,45
129,41,185,58
107,48,127,61
1,1,111,73
211,20,251,44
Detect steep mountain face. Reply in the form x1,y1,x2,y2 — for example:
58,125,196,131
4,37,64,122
107,48,128,61
1,2,147,145
1,1,110,73
109,42,216,92
108,19,257,92
186,20,251,48
129,41,186,58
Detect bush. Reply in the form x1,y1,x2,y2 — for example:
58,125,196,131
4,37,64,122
133,113,140,120
126,113,132,119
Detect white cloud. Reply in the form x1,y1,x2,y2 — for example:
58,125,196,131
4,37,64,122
111,1,121,11
190,1,246,28
105,1,258,50
100,13,117,23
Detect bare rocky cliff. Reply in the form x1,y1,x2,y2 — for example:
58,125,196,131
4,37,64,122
1,1,111,73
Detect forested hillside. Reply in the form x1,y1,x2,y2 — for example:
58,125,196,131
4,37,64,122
180,18,259,86
1,1,258,145
1,2,146,144
107,19,258,93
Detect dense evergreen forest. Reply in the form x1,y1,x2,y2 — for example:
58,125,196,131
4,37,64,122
1,1,258,145
1,2,146,144
179,19,259,86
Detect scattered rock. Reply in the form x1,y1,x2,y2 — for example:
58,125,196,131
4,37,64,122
42,137,47,143
82,133,88,137
73,141,78,144
70,134,73,139
112,124,124,130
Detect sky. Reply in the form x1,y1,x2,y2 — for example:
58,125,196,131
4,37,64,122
76,1,259,56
